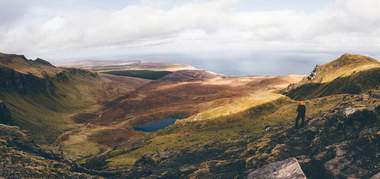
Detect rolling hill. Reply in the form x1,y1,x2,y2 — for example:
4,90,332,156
286,54,380,99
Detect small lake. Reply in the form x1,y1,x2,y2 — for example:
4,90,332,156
134,117,179,132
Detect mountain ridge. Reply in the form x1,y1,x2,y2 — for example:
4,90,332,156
285,54,380,99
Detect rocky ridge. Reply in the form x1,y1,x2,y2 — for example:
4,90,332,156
244,92,380,178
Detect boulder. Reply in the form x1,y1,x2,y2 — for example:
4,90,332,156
370,172,380,179
247,158,307,179
323,143,371,178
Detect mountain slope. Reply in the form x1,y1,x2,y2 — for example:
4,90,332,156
241,93,380,178
286,54,380,99
0,53,61,77
0,52,149,144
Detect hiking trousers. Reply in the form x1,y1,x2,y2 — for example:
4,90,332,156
295,113,305,128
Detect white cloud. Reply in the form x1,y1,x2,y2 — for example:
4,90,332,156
0,0,380,64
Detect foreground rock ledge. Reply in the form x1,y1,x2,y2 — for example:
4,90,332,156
248,158,307,179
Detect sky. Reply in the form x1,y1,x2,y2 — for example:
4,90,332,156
1,0,380,75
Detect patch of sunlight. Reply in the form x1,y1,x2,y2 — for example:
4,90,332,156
182,91,283,122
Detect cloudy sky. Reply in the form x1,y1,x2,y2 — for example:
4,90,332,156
1,0,380,75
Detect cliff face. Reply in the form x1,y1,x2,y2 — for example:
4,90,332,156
0,101,12,125
0,66,56,95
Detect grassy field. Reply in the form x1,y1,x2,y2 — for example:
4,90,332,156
0,93,74,144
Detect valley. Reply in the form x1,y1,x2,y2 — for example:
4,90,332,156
0,52,379,178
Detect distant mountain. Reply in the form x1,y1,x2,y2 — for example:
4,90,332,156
63,60,200,80
61,60,196,72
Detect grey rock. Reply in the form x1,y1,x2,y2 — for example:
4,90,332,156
247,158,306,179
370,172,380,179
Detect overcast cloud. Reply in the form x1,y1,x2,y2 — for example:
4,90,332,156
0,0,380,75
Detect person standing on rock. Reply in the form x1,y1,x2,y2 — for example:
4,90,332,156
294,101,306,128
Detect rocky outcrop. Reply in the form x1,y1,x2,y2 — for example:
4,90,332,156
0,66,56,94
0,101,12,125
243,94,380,179
370,172,380,179
33,58,55,67
121,140,247,178
0,53,29,64
0,124,97,178
247,158,306,179
306,65,320,81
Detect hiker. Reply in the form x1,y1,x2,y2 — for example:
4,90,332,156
294,101,306,128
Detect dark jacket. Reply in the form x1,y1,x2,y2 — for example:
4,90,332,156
297,104,306,115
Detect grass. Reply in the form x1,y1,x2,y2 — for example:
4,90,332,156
62,139,103,160
288,67,380,99
184,91,283,122
103,70,172,80
287,54,380,99
0,93,75,144
316,54,380,83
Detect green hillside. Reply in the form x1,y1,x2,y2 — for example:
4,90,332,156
0,53,147,145
0,70,98,144
286,54,380,99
